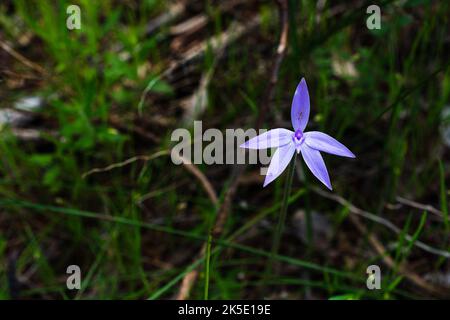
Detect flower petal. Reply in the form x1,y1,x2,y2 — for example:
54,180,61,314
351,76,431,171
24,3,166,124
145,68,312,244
263,143,296,187
304,131,355,158
240,128,293,149
300,144,332,190
291,78,310,131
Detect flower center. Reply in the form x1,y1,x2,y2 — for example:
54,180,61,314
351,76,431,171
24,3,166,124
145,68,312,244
292,130,304,153
293,129,303,141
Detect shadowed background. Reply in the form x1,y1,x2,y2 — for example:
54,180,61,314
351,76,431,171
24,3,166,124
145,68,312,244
0,0,449,299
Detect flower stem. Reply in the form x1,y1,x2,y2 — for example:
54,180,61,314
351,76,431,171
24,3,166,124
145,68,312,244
268,155,296,275
204,230,212,300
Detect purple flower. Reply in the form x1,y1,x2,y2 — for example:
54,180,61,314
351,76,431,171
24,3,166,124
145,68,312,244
240,78,355,189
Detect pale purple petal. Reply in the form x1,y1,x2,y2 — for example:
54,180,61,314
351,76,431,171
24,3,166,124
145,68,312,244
291,78,310,131
300,144,332,190
304,131,355,158
240,128,293,150
263,143,296,187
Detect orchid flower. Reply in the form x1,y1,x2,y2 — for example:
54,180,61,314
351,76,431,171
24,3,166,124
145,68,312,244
240,78,355,189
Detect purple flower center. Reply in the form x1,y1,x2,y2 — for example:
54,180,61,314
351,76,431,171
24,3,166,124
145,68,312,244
293,129,303,141
292,130,304,152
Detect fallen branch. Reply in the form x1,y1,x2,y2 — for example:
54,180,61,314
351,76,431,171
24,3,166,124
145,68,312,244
82,151,169,178
0,40,47,75
256,0,288,130
169,0,247,36
109,114,161,143
180,14,262,122
164,15,261,79
82,151,218,207
350,214,446,297
173,154,218,206
145,1,187,36
311,187,450,259
139,15,261,116
395,196,445,220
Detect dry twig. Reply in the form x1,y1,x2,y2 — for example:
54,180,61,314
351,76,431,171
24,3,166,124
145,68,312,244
82,151,169,178
82,151,218,206
350,215,446,297
145,1,187,35
311,187,450,259
169,0,247,36
310,186,448,297
395,196,445,220
164,15,261,79
0,40,47,75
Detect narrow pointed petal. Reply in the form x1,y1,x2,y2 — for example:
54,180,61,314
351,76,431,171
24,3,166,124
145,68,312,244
291,78,310,131
300,144,332,190
263,143,296,187
304,131,355,158
240,128,293,150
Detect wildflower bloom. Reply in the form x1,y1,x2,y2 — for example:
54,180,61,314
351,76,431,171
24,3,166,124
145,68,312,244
240,78,355,189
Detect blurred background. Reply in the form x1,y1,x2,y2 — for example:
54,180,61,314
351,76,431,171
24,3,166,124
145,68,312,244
0,0,449,299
